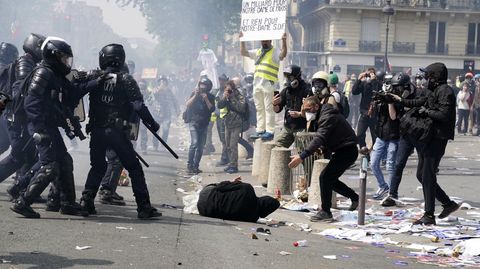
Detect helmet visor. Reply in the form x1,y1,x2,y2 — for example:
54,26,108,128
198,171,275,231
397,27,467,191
61,55,73,69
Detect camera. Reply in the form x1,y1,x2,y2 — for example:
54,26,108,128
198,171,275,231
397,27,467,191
227,89,233,94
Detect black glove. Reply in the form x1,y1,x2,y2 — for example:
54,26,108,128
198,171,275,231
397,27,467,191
32,133,51,145
418,106,430,117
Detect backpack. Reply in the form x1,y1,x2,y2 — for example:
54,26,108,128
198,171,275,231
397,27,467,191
326,92,350,118
10,66,38,123
241,100,251,132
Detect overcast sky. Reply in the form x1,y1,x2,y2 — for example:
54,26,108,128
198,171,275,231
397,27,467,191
83,0,157,43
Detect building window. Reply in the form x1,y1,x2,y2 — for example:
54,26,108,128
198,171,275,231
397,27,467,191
427,21,447,54
466,23,480,55
361,18,380,41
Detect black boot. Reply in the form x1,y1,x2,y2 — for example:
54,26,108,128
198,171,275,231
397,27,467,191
99,189,126,206
80,190,97,215
61,202,89,217
136,196,162,219
10,197,40,218
45,183,61,211
7,181,23,201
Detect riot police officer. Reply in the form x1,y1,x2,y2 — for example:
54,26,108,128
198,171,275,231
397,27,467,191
11,37,90,218
0,34,45,188
0,42,19,156
80,44,162,219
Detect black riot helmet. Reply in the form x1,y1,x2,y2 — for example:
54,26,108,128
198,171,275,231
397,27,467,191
198,77,213,92
23,33,46,63
283,65,301,78
376,70,386,82
283,65,302,88
391,72,410,87
41,37,73,75
0,42,19,65
391,72,413,98
126,60,135,74
99,43,125,70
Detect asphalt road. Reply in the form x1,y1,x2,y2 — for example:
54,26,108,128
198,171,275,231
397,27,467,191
0,122,478,269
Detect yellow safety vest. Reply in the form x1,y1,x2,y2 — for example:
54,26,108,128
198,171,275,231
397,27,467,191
254,47,279,82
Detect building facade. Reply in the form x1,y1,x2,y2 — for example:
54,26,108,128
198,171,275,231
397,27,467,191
291,0,480,79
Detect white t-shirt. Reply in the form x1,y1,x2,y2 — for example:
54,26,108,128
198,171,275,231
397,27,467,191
457,91,470,110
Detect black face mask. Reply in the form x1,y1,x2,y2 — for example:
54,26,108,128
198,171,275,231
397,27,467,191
427,78,438,91
262,43,270,50
312,80,326,94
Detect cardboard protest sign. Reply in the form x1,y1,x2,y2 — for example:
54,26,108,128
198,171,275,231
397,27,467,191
141,68,158,79
240,0,287,41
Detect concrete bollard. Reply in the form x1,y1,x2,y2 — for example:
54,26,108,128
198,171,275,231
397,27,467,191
258,141,277,186
267,147,292,195
308,159,337,209
251,139,263,176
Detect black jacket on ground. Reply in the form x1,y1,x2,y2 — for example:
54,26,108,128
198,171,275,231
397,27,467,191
197,181,280,223
352,78,382,114
277,80,312,130
300,104,357,159
401,83,455,140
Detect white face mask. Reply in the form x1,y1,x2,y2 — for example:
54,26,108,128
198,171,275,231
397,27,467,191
306,112,316,121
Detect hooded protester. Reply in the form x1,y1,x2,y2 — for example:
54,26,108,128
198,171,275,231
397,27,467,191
391,62,459,225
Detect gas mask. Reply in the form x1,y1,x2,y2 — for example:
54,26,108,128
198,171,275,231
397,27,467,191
286,77,299,88
306,112,316,121
312,80,327,95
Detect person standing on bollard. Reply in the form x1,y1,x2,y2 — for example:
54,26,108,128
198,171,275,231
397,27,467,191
239,32,287,141
289,97,359,222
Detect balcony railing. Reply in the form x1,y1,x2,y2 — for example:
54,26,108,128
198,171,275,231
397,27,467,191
298,0,480,13
359,40,381,52
466,43,480,56
392,42,415,54
426,43,449,54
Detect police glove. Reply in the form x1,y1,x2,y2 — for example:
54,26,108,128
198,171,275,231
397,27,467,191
418,106,430,117
32,133,51,145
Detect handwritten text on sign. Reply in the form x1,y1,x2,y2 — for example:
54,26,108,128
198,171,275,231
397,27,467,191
240,0,287,41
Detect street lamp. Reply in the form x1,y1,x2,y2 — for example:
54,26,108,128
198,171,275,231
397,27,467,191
382,0,395,72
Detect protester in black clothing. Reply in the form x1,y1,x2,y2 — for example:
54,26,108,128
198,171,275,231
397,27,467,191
352,67,382,149
289,100,359,221
197,178,279,222
273,65,312,148
391,62,459,225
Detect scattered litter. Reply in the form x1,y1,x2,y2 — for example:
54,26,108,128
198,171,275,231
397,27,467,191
176,188,187,194
140,236,150,239
460,202,478,210
394,260,408,266
341,255,350,259
251,233,258,240
187,175,202,183
116,226,133,230
279,251,291,256
75,246,92,250
253,252,258,256
323,255,337,260
256,227,271,235
159,204,178,209
453,238,480,257
416,186,423,191
30,251,40,254
293,240,307,247
0,259,11,264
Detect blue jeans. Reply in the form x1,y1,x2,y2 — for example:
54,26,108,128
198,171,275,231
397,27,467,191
370,137,399,189
188,123,208,170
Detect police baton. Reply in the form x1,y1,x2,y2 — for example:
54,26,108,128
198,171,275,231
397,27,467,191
143,121,179,159
134,150,150,168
